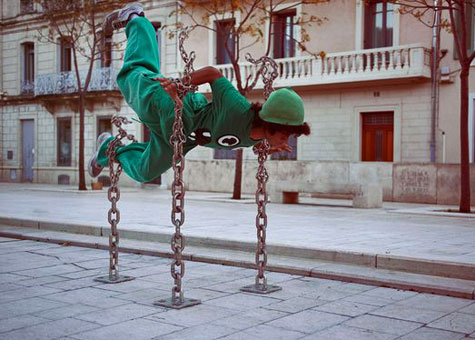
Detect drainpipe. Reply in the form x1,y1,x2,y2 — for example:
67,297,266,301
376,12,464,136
430,0,441,162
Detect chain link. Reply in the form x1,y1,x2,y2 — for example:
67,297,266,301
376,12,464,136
168,27,196,305
245,53,279,99
106,116,137,280
246,54,278,287
252,139,271,286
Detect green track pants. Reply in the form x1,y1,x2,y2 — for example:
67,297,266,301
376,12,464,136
97,17,181,183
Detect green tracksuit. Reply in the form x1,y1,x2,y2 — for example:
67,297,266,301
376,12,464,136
97,17,259,182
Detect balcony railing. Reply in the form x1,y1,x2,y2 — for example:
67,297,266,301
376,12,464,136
20,80,35,95
35,67,119,96
199,44,431,90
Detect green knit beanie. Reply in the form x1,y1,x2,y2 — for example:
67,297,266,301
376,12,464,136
259,88,304,125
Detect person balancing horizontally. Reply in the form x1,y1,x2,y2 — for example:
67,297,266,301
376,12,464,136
88,2,310,183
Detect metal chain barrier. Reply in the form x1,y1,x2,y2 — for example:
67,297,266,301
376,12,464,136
154,28,201,309
241,54,282,294
95,116,137,284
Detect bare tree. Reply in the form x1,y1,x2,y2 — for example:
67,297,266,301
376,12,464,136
172,0,327,199
396,0,472,212
34,0,126,190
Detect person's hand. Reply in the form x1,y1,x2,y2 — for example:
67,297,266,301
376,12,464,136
153,77,178,101
269,144,292,154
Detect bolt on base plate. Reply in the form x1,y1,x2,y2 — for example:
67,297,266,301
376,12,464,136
154,297,201,309
94,275,135,284
240,283,282,294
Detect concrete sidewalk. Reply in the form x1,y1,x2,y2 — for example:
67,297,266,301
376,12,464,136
1,237,475,340
0,183,474,298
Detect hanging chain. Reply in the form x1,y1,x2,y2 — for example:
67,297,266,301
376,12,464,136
247,53,279,288
245,53,279,99
168,27,196,305
106,116,137,280
252,139,271,286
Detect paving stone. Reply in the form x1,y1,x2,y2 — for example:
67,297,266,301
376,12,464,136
182,287,231,302
0,273,28,284
45,277,105,290
343,315,422,336
205,292,282,311
152,323,236,340
299,324,397,340
120,264,171,278
0,315,49,333
397,326,466,340
32,304,100,321
93,278,159,294
0,297,67,319
313,300,379,317
75,303,159,325
241,324,306,339
59,268,103,279
209,307,289,330
147,303,238,327
73,318,182,340
14,264,83,278
361,287,418,301
43,287,128,308
342,293,398,307
0,283,24,293
427,312,475,334
16,275,70,287
267,309,349,334
459,302,475,315
0,285,64,304
264,296,327,313
114,287,170,306
369,304,449,323
0,317,99,340
394,293,473,312
218,332,260,340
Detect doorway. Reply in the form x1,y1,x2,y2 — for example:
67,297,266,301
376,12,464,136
21,119,35,182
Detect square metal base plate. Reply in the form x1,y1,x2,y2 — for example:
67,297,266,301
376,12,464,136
94,275,135,284
240,283,282,294
154,297,201,309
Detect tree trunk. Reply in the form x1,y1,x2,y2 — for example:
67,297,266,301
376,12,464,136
459,66,471,212
78,92,86,190
232,149,243,199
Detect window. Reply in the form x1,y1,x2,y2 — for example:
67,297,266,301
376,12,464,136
59,38,72,72
361,112,394,162
273,9,296,59
364,0,393,49
97,116,112,138
57,118,72,166
454,3,475,58
20,0,34,14
21,42,34,95
216,19,235,64
271,135,297,160
100,33,112,68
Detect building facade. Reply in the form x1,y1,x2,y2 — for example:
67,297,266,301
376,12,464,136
0,0,474,203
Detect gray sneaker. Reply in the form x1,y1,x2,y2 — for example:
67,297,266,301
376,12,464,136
88,132,112,178
102,2,144,35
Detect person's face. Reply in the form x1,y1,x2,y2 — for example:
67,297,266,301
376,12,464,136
265,129,290,147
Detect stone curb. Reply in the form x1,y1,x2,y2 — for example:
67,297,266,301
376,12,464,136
1,216,475,281
0,229,474,300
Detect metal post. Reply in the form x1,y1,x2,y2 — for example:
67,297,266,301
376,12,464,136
154,28,200,309
241,54,281,294
95,117,135,284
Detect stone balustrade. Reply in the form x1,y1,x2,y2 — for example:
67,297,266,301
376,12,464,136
198,44,430,90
